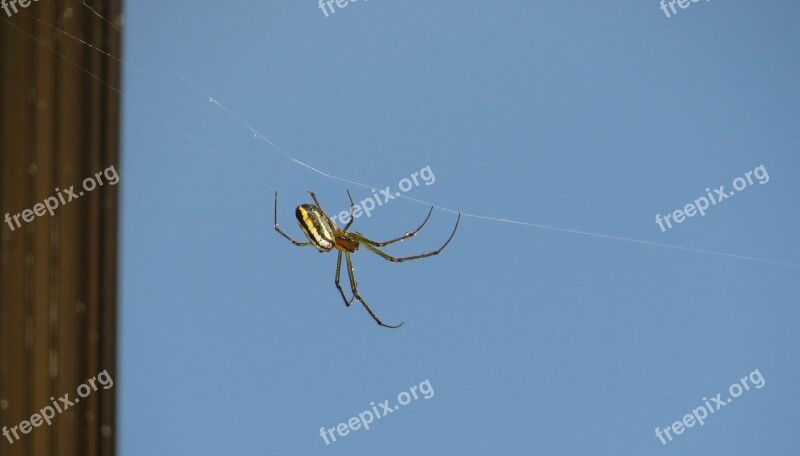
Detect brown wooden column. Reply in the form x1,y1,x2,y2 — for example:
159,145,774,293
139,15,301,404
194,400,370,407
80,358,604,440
0,1,121,455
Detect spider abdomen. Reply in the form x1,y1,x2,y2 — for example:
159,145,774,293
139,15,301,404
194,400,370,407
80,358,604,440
295,204,337,252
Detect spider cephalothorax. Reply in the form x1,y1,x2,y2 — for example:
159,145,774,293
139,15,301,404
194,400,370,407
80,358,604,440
275,191,460,328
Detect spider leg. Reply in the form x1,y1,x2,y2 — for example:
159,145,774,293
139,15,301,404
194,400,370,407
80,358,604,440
308,191,326,212
358,206,434,247
274,192,311,247
334,250,354,306
353,213,461,262
345,252,403,328
341,190,357,232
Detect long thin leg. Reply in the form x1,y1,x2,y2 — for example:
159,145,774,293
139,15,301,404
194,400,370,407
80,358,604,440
341,190,357,232
274,191,311,246
308,191,324,210
359,207,434,247
345,252,403,328
334,251,354,306
354,213,461,262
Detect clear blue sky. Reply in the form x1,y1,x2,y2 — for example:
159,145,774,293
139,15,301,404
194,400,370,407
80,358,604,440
119,1,799,454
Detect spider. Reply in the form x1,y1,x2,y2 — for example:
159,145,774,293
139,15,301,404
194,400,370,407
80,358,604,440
274,190,461,328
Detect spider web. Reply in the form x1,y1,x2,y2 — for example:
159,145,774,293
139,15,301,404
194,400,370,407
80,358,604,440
4,1,797,269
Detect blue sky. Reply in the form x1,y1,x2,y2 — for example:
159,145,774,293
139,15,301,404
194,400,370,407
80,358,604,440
117,1,799,454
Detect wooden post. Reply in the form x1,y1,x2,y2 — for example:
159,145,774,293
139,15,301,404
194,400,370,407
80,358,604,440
1,1,121,455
